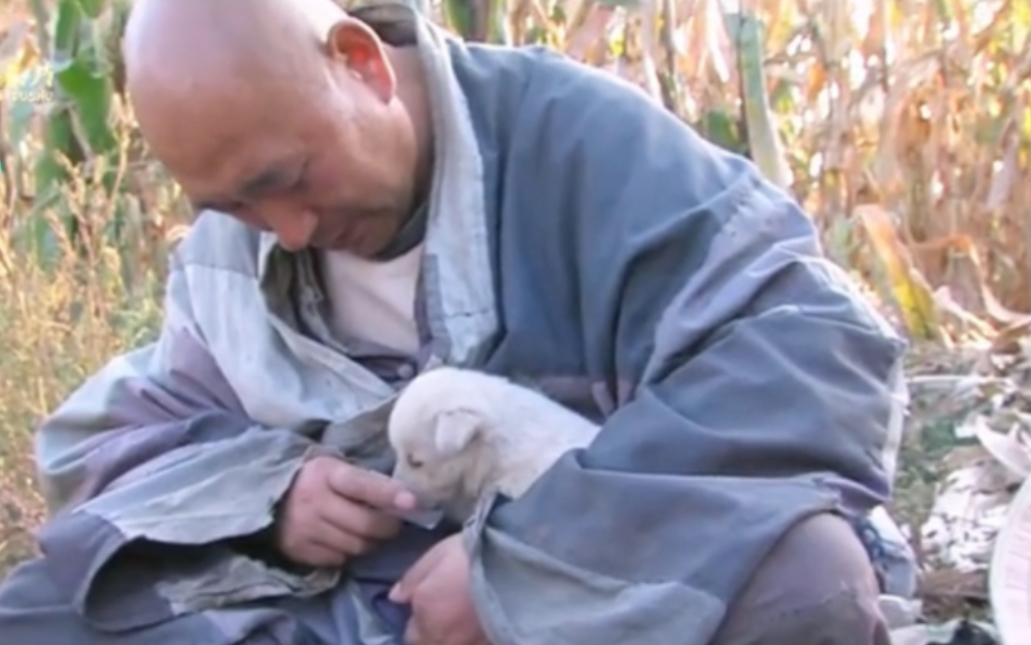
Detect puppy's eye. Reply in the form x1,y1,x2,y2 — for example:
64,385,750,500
407,455,424,469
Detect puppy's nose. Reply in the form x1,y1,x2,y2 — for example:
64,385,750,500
391,506,445,530
410,491,442,510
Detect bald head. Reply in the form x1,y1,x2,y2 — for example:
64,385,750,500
123,0,360,166
121,0,434,257
124,0,344,98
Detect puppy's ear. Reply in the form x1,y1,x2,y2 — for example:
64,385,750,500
433,408,482,458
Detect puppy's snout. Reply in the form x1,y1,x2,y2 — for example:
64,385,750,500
398,486,442,512
391,486,445,530
414,493,443,512
388,505,445,531
388,469,438,509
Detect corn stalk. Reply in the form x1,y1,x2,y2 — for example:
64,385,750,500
10,0,131,262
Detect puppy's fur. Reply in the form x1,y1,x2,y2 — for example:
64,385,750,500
387,366,600,522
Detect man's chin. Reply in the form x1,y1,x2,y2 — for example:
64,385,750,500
310,222,398,258
313,230,368,255
355,232,401,259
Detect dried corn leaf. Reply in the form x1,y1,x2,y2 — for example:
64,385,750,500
0,22,32,92
985,119,1021,212
969,415,1031,481
856,204,941,341
989,476,1031,645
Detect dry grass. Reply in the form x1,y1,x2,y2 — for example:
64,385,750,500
0,0,1028,608
0,122,182,570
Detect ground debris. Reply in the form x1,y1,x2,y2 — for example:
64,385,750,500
919,447,1015,574
891,618,1000,645
897,336,1031,645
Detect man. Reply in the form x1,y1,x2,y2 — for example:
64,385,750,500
0,0,914,644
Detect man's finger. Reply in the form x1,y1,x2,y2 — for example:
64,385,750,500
318,493,402,541
296,541,348,568
328,462,417,511
311,518,373,558
390,540,448,603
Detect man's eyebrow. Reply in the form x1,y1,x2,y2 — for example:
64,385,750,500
191,158,306,211
238,163,299,198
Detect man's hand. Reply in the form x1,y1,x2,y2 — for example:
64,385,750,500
389,533,490,645
274,455,418,567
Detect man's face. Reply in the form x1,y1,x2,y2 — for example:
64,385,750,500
135,29,420,257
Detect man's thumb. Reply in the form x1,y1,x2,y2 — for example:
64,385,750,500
388,580,410,603
395,542,446,600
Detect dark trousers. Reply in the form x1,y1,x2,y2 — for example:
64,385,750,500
0,512,889,644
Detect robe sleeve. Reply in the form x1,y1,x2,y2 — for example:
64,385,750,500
465,61,908,645
30,243,334,633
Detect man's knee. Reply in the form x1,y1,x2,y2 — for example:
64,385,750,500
711,512,891,645
0,556,74,632
0,555,258,644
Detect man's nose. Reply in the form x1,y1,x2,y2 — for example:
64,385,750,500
261,205,318,251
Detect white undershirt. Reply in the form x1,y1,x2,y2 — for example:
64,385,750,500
316,243,423,355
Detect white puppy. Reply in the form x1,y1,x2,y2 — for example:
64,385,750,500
387,366,600,523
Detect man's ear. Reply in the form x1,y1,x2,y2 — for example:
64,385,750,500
433,409,482,458
325,17,396,103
